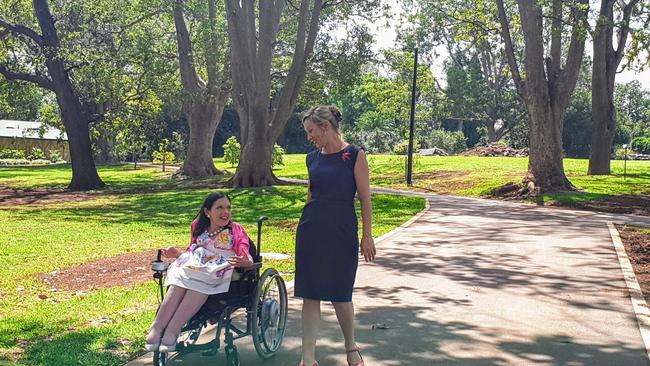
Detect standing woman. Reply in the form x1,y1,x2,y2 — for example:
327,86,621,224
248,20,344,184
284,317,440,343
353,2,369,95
295,105,376,366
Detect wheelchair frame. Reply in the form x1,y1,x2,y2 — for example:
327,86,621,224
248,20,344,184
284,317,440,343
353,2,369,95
150,216,288,366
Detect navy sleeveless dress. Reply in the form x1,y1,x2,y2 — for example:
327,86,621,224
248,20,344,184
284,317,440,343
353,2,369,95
295,144,361,302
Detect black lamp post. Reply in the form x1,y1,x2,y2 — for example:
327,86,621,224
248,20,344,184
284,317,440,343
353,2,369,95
406,47,418,186
623,144,628,180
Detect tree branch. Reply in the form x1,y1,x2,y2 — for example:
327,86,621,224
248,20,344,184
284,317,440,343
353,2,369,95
495,0,522,90
0,18,44,45
615,0,641,67
173,0,204,93
0,65,54,90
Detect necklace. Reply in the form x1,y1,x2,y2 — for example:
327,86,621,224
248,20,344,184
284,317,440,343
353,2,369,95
206,226,227,238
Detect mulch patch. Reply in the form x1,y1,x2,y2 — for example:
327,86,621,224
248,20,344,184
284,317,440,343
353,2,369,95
0,186,100,206
619,226,650,304
39,250,160,292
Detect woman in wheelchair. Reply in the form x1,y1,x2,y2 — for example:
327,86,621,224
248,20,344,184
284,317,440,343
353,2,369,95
145,191,253,353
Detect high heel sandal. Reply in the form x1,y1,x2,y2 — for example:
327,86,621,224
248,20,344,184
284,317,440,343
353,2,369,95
158,332,177,352
346,347,364,366
144,328,161,352
298,361,319,366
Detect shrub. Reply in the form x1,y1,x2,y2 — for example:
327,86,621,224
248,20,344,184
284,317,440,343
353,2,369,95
222,136,240,167
272,144,285,167
48,150,64,163
422,130,467,154
0,159,50,166
0,149,26,159
152,151,175,165
27,147,46,160
392,139,421,155
630,137,650,154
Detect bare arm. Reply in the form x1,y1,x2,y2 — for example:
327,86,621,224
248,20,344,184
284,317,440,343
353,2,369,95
354,149,376,262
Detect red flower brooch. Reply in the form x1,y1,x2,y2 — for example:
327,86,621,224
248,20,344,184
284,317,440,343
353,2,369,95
341,152,351,161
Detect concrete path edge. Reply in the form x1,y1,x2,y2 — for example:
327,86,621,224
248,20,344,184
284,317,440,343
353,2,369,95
608,222,650,360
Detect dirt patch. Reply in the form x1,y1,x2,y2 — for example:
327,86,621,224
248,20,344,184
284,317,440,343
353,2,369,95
0,186,100,206
619,226,650,304
561,194,650,217
39,250,160,292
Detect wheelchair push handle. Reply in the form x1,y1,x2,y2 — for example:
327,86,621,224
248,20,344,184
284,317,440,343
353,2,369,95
256,216,268,262
151,249,170,272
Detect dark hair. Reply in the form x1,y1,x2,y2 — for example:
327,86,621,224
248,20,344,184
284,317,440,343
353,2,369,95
302,105,343,134
193,191,231,238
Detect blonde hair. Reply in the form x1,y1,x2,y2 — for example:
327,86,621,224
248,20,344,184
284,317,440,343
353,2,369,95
302,105,343,134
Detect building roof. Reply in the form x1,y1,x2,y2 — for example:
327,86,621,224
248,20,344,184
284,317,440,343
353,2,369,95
0,120,67,141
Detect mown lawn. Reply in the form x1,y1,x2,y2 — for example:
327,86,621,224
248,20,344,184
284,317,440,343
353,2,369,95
0,164,425,366
215,154,650,206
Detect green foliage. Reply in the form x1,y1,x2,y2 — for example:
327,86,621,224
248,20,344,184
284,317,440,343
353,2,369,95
0,159,52,166
272,144,285,167
222,136,241,167
615,81,650,144
631,137,650,154
0,149,26,159
392,139,421,155
48,150,64,163
562,88,592,158
27,147,46,160
152,138,174,164
152,151,175,165
422,130,466,154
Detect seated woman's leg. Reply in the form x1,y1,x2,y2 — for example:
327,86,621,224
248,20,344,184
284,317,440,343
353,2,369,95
160,289,209,347
146,286,187,345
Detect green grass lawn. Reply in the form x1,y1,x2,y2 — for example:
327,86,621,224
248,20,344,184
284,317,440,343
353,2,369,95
0,164,425,366
215,154,650,206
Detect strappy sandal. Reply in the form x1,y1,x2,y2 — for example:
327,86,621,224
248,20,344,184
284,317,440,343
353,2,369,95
346,347,365,366
298,361,319,366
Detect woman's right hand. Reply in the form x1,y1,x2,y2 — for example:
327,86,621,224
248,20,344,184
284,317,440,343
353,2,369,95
162,246,181,259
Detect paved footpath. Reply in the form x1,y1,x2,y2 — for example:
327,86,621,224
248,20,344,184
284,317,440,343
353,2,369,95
127,191,650,366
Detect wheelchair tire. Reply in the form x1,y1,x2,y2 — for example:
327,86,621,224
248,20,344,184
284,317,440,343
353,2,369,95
225,345,240,366
251,268,288,359
152,351,167,366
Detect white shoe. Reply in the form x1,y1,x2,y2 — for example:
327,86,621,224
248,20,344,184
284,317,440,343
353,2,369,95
144,342,159,352
158,343,176,352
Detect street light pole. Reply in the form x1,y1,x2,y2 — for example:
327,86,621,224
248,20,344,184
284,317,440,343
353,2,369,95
623,144,628,180
406,47,418,186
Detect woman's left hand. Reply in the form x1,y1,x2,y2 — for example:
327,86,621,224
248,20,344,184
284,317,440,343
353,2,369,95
228,254,253,268
360,235,376,262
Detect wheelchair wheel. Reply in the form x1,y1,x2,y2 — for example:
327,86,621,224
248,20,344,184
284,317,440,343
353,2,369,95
152,351,167,366
251,268,288,359
225,345,240,366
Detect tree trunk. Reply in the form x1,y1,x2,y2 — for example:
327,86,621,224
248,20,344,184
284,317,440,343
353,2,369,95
496,0,588,194
588,0,638,175
525,101,574,192
63,115,105,190
173,0,228,178
588,66,616,174
181,94,224,177
225,0,323,188
231,108,279,187
486,121,498,143
35,0,105,190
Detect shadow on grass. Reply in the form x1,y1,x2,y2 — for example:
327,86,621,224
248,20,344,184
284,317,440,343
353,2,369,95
4,324,132,366
6,186,305,228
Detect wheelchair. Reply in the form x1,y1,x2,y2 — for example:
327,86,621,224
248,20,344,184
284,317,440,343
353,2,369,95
150,216,289,366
